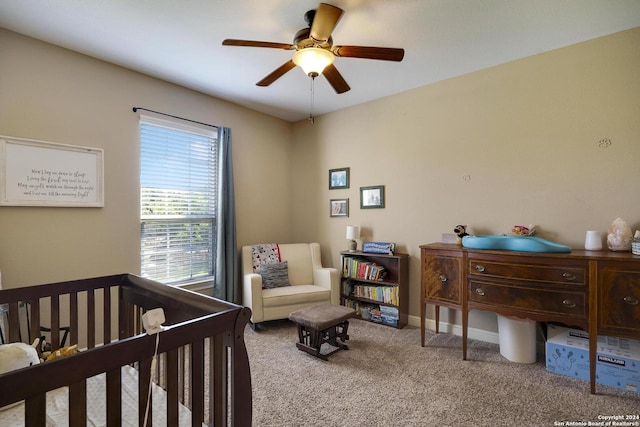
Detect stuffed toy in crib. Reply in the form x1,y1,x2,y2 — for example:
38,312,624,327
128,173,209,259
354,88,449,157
0,341,40,375
0,339,78,375
0,341,41,410
42,344,78,362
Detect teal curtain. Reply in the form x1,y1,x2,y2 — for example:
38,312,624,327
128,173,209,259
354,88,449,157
214,127,238,303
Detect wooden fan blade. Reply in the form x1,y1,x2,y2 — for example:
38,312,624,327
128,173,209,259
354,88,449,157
222,39,294,50
323,64,350,94
333,45,405,62
256,60,297,87
310,3,344,43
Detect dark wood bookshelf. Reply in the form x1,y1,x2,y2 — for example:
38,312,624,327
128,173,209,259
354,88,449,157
339,250,409,328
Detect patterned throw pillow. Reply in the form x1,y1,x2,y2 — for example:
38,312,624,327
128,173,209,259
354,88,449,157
257,261,290,289
251,243,281,272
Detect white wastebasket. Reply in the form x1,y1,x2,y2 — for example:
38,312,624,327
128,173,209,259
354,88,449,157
497,314,537,363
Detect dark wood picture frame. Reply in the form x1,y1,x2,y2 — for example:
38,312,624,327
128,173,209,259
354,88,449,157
360,185,385,209
329,167,350,189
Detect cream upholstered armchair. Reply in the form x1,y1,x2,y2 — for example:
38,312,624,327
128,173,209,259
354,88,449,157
241,242,339,328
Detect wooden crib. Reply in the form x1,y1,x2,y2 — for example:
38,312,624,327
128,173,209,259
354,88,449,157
0,274,252,426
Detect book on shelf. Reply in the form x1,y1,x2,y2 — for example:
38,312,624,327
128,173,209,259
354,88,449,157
347,283,399,305
342,257,387,281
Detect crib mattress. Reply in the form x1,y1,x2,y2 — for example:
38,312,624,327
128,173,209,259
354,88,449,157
0,365,201,426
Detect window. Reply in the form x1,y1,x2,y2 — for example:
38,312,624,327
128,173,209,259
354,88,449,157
139,116,218,285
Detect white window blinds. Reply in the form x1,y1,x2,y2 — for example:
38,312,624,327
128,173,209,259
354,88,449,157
140,116,218,284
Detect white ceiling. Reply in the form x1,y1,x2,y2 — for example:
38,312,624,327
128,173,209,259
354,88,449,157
1,0,639,122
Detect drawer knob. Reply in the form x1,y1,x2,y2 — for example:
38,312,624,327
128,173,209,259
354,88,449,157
562,272,576,281
475,288,485,296
562,299,576,309
438,275,448,283
475,264,486,273
623,296,639,306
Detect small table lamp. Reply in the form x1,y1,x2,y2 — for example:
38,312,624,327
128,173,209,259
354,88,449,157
346,225,360,252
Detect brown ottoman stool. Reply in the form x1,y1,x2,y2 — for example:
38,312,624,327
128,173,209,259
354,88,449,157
288,304,356,360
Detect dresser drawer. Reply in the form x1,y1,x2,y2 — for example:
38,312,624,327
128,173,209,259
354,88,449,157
423,254,462,305
468,258,587,286
468,280,587,318
599,265,640,336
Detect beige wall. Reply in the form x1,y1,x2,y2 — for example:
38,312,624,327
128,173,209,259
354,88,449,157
291,27,640,332
1,26,639,336
0,28,292,288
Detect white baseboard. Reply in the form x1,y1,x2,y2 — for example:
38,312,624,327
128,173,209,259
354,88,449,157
407,314,500,345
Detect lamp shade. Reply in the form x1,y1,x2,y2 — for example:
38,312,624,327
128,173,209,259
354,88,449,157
292,47,334,77
346,225,360,240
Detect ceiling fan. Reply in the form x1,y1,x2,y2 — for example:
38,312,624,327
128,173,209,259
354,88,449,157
222,2,405,94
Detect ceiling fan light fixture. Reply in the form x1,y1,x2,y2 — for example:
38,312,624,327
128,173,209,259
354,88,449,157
292,47,334,77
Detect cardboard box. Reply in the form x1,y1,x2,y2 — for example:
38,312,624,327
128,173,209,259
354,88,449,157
545,324,640,393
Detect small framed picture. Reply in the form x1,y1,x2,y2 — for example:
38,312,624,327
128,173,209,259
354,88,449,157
329,167,349,190
360,185,385,209
330,198,349,217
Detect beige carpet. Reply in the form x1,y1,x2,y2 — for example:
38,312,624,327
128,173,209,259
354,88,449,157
244,319,639,427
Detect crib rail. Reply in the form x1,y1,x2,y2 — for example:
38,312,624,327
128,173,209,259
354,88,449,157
0,274,252,427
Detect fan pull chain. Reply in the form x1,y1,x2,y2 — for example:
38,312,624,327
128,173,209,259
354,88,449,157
308,76,315,124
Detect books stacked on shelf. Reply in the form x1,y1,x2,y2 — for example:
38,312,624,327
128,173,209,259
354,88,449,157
344,282,399,305
370,306,399,327
342,257,387,281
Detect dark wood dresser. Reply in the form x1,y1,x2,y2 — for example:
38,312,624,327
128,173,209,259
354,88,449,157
420,242,640,394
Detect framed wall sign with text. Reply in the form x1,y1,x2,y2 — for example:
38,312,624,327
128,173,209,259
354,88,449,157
0,136,104,207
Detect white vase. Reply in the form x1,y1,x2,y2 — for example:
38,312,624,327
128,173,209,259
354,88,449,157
584,230,602,251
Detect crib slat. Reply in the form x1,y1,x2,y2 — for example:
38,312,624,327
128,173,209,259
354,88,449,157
179,346,185,402
68,380,87,425
103,286,111,344
29,299,40,346
70,291,78,346
7,301,19,342
87,289,96,348
191,340,205,426
24,393,46,427
136,306,143,335
139,358,152,427
118,299,132,339
51,294,60,350
166,348,179,426
211,334,225,427
106,368,122,427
